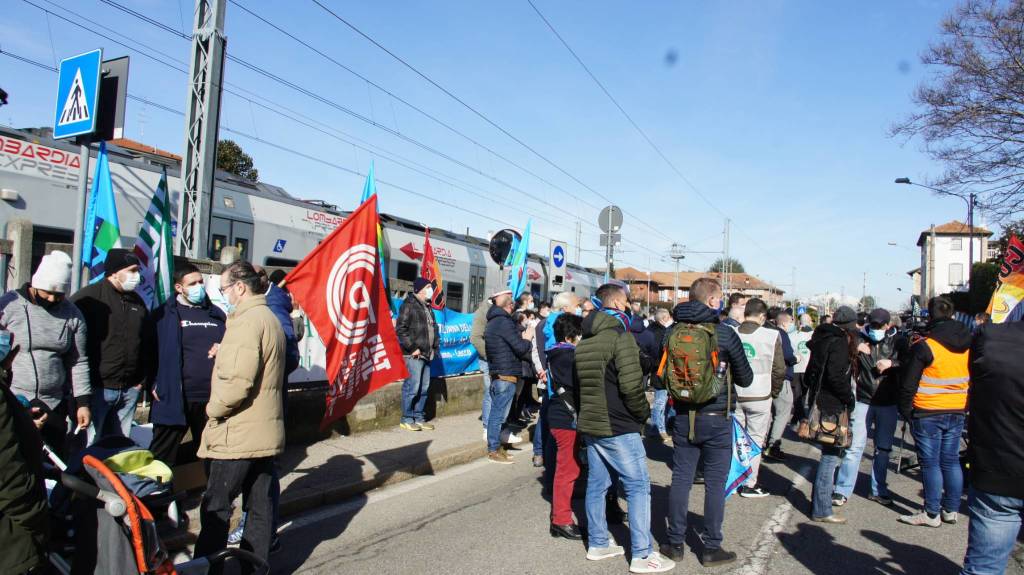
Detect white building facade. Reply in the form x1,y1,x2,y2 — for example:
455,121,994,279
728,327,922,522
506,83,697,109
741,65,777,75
917,220,993,300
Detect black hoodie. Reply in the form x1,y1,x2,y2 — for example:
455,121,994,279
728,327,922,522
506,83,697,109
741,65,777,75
671,301,753,414
899,318,973,420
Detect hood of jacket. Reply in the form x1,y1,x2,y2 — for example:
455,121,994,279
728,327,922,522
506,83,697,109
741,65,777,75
672,301,719,325
487,304,511,322
584,310,628,338
810,322,848,349
927,318,972,353
629,316,647,334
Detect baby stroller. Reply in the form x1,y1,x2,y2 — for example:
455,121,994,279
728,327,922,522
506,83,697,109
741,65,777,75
45,438,267,575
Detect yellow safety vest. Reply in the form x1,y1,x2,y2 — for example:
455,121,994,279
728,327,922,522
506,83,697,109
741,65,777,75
914,338,969,412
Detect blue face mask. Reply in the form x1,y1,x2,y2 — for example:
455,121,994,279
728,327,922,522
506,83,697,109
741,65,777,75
186,283,206,305
869,328,886,342
0,332,11,363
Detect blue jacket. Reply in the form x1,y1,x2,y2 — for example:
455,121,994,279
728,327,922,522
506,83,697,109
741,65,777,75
484,305,532,377
150,297,226,426
266,284,299,376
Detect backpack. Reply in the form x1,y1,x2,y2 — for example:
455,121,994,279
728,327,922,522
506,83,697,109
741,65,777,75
660,323,723,405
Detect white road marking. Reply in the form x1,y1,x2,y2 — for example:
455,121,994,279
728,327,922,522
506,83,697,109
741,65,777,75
278,458,491,533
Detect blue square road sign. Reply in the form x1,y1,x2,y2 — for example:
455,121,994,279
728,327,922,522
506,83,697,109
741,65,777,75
53,49,103,140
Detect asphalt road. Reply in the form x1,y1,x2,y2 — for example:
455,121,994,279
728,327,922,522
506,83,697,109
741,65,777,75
268,431,1024,575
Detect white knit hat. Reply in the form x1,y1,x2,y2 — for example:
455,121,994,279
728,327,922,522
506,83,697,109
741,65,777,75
31,251,72,294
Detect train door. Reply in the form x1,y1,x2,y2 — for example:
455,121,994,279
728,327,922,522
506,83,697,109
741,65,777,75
469,264,487,311
210,217,254,262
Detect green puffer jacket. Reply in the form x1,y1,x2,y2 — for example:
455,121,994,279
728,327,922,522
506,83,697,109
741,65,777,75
575,312,650,437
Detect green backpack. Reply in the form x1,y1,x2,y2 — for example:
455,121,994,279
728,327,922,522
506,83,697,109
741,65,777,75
660,322,724,405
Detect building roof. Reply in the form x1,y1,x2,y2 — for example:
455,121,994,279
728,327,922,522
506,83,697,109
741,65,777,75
615,267,783,294
917,220,993,246
109,138,182,162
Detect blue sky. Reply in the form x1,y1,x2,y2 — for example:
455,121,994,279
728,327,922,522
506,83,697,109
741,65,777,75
1,0,975,308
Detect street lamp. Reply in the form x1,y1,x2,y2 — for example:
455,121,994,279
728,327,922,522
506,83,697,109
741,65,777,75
895,177,978,286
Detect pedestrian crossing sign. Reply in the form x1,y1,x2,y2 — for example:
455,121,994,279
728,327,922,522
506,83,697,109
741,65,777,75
53,49,102,139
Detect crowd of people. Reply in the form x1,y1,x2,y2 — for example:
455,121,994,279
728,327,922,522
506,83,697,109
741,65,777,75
2,249,1024,574
463,276,1023,574
0,250,299,574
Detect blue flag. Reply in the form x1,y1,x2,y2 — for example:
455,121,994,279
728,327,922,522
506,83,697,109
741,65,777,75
360,160,377,203
357,162,395,313
81,141,122,283
507,219,531,299
726,414,762,499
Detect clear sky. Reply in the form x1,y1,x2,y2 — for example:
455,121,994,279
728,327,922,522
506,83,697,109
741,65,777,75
1,0,975,308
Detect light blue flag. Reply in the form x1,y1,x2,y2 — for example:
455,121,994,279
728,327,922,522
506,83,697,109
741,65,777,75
726,414,762,499
81,141,122,283
360,160,376,203
507,219,532,299
357,161,395,313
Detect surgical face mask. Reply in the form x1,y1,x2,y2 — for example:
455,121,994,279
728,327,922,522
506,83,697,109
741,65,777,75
221,282,238,314
573,307,583,317
423,287,435,300
786,324,797,334
120,271,140,292
185,283,205,305
0,331,11,363
869,328,886,343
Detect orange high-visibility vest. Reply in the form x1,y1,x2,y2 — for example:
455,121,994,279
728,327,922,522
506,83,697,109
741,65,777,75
914,338,969,412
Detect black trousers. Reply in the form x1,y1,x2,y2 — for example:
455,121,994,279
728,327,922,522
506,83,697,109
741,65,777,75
150,402,208,467
194,457,275,575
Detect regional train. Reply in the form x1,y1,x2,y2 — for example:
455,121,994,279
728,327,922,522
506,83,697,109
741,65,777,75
0,126,604,384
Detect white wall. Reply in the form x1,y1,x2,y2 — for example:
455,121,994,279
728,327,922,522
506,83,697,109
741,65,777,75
920,234,988,296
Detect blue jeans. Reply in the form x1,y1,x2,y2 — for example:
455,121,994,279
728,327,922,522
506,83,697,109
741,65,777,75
836,403,899,498
487,376,517,452
583,433,654,558
912,414,966,515
961,487,1024,575
401,356,431,424
533,394,548,456
479,360,492,429
89,386,141,445
667,412,731,549
812,446,844,518
650,389,669,435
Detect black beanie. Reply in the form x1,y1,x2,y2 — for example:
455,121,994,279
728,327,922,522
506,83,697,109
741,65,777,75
104,248,140,275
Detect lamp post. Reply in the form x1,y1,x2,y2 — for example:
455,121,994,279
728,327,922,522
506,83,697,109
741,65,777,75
895,178,978,286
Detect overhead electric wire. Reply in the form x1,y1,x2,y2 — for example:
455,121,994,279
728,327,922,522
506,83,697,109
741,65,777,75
308,0,679,245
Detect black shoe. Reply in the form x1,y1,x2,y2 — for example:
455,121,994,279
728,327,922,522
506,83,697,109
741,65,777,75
549,523,583,540
701,548,737,567
694,471,705,485
764,442,787,462
659,544,685,562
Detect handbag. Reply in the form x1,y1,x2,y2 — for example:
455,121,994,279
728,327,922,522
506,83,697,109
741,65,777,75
797,339,852,448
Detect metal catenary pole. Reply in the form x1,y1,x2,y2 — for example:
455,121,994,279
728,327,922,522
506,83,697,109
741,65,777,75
71,142,92,291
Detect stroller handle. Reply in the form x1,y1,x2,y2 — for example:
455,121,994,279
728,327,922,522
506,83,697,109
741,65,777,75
61,472,127,518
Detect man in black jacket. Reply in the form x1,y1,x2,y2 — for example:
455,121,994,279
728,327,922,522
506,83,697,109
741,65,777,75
71,248,155,444
484,290,534,463
961,319,1024,574
395,278,441,432
662,278,753,568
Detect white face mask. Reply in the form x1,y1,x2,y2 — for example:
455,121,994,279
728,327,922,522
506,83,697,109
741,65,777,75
423,287,435,300
120,271,140,292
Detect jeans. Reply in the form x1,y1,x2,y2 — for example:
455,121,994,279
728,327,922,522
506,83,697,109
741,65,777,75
961,487,1024,575
735,398,772,487
479,360,492,429
812,445,844,518
768,381,793,446
194,458,275,575
912,414,966,515
650,389,669,435
667,412,731,549
835,402,899,498
88,386,141,445
534,394,548,456
583,433,654,558
487,376,517,452
550,427,580,526
401,356,431,424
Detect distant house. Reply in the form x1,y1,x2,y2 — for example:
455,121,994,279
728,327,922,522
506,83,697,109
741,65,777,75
917,220,993,299
616,267,784,307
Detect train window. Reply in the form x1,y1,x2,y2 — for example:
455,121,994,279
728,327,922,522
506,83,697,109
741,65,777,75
396,261,418,282
446,282,464,312
265,257,299,268
234,238,249,260
211,234,227,260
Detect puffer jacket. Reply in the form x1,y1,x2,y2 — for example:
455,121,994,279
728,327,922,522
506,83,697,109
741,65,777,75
672,301,753,414
483,305,532,377
0,384,49,574
804,323,856,416
630,316,658,376
396,294,440,360
198,295,286,460
853,329,905,406
71,279,155,390
575,311,649,437
899,318,972,420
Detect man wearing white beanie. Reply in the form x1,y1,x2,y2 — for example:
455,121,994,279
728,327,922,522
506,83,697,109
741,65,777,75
0,250,92,455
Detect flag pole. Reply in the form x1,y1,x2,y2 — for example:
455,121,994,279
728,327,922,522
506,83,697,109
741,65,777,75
71,140,92,292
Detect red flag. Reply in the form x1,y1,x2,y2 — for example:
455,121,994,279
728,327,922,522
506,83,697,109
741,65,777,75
998,234,1024,279
421,227,446,310
285,195,408,430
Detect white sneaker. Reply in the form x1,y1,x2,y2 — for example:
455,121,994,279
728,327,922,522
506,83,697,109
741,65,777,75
587,538,626,561
482,429,488,442
629,551,676,573
941,510,959,524
898,511,941,528
501,429,523,443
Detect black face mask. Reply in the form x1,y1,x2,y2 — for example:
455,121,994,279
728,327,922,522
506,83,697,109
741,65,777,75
32,292,62,309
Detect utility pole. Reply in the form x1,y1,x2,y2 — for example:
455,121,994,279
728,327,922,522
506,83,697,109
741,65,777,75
177,0,227,259
929,224,937,299
722,218,731,294
670,243,686,304
575,218,582,265
968,192,976,287
861,272,867,310
791,266,796,309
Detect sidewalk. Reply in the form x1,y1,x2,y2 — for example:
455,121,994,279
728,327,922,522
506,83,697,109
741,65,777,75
178,409,501,541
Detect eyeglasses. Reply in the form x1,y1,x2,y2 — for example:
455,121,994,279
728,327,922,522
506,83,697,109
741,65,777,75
219,282,237,297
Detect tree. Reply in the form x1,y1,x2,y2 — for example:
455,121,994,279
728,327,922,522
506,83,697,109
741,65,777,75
990,218,1024,263
216,140,259,182
892,0,1024,223
708,257,745,274
859,295,877,311
970,261,1000,312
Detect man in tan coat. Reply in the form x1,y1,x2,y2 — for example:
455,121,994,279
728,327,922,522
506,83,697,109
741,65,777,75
194,261,286,572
